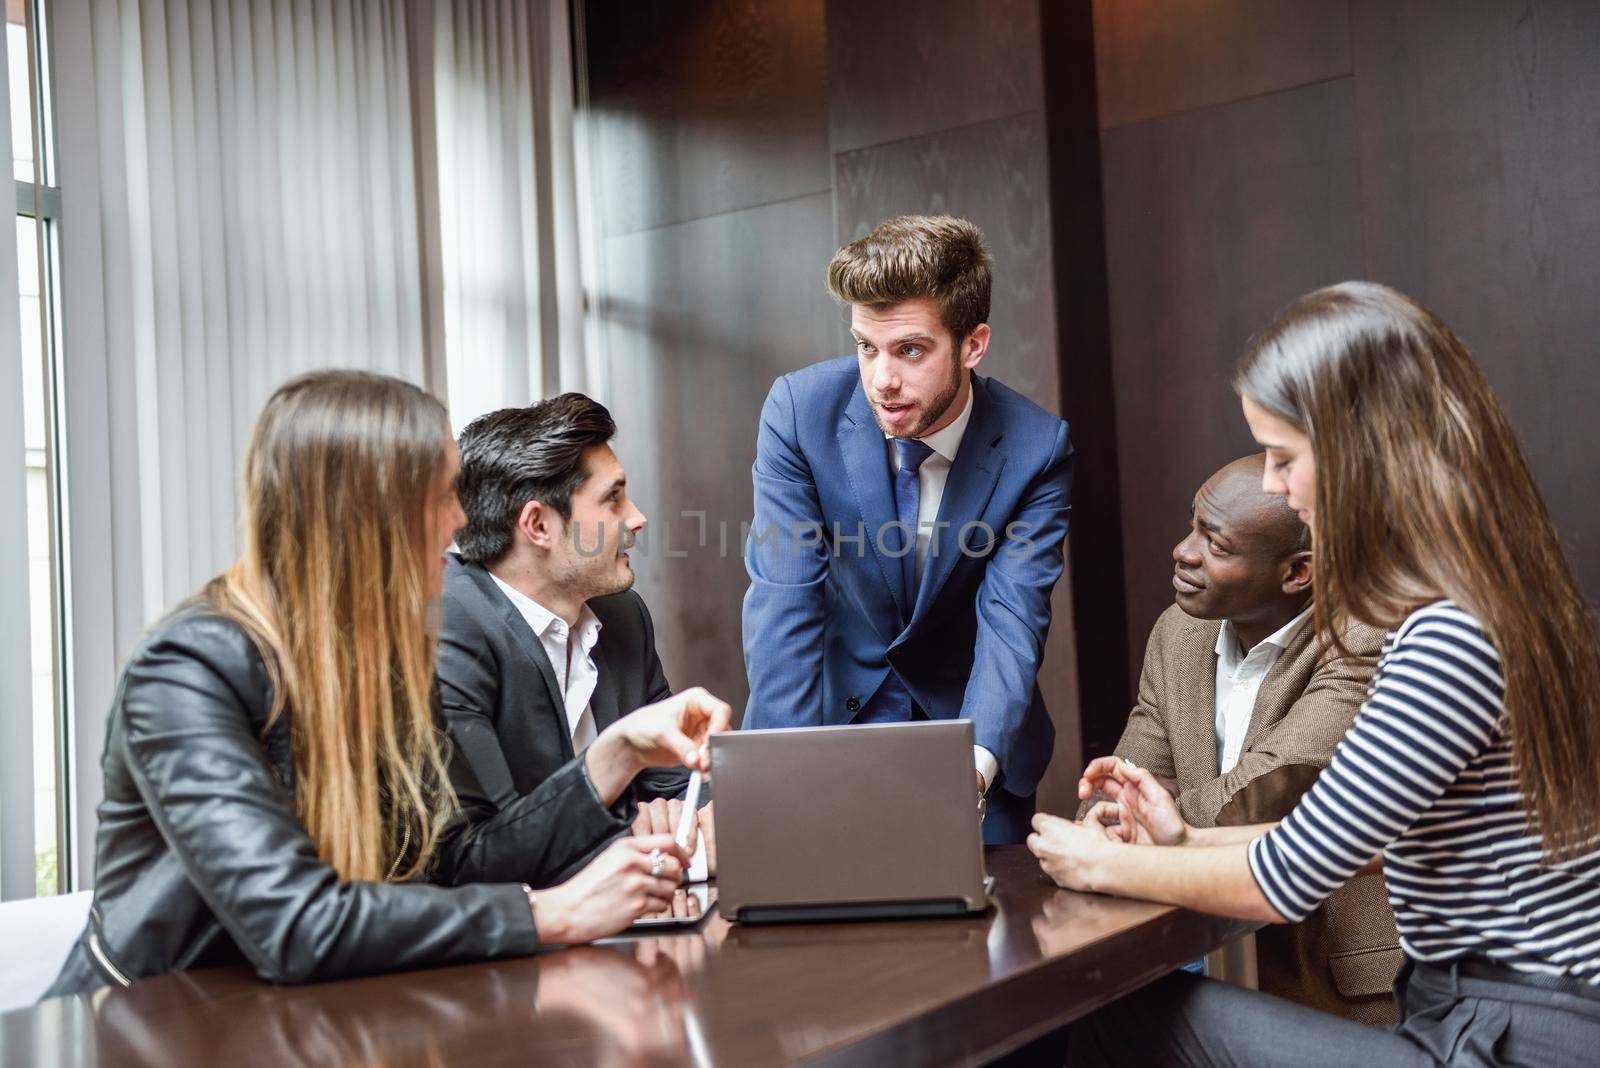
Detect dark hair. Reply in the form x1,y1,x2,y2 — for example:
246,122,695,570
826,215,992,342
454,393,616,563
1235,281,1600,861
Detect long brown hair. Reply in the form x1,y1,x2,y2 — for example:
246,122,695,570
1235,281,1600,860
206,370,457,882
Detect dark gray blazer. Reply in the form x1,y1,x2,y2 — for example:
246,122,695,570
438,554,689,812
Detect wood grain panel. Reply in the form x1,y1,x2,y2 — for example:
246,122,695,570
1043,0,1130,762
596,193,846,718
1100,79,1363,675
582,0,831,235
1351,0,1600,604
833,111,1081,793
1092,0,1352,129
825,0,1044,154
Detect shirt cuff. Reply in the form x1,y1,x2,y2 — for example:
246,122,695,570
974,746,999,794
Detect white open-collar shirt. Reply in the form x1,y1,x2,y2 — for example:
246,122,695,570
1213,602,1314,773
489,573,601,752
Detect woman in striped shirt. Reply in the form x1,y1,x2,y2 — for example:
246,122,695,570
1030,282,1600,1065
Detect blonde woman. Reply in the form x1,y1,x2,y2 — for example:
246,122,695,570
48,370,728,995
1032,283,1600,1064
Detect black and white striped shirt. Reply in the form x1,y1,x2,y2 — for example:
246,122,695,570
1248,601,1600,983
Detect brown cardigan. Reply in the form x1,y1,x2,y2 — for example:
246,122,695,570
1083,603,1403,1025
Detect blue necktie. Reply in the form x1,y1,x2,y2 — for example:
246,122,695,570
893,437,935,617
857,437,936,725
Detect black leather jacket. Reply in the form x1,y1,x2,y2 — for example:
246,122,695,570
47,605,631,996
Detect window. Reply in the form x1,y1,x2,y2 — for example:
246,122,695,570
4,0,67,900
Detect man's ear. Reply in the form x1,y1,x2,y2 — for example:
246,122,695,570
516,498,557,550
960,322,990,372
1281,549,1313,596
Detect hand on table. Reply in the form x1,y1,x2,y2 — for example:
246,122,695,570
531,834,689,944
633,796,688,848
1027,812,1117,893
631,798,716,877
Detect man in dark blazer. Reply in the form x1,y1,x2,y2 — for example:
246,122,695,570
741,215,1074,844
1077,455,1400,1024
439,395,708,856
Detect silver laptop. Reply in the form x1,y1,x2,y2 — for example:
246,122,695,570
711,720,992,924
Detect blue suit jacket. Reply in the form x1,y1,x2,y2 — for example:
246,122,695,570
740,356,1074,797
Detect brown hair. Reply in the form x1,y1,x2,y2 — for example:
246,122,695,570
826,215,992,341
1236,281,1600,860
206,370,457,882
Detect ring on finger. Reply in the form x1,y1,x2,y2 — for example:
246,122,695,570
649,848,665,878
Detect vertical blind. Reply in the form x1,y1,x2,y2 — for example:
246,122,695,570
434,0,586,431
47,0,580,886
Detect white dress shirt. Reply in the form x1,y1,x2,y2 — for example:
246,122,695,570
1213,603,1314,773
888,385,975,587
490,574,711,881
489,574,602,752
885,387,997,790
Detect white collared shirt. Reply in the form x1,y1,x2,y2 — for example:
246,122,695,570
886,384,975,586
489,574,602,752
1213,603,1314,773
884,386,996,789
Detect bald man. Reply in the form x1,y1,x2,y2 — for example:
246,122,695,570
1079,455,1402,1024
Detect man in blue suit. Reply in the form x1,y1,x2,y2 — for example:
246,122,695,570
741,215,1074,843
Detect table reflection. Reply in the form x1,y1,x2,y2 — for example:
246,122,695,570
0,848,1239,1068
49,944,698,1068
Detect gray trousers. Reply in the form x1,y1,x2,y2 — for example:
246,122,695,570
1067,958,1600,1067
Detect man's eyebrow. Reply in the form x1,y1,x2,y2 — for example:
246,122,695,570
604,476,626,494
850,330,936,348
1192,499,1225,537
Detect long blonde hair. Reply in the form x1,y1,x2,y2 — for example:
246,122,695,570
1236,282,1600,860
207,370,457,882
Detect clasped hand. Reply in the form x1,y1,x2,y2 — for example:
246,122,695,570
1076,757,1190,847
1027,758,1192,892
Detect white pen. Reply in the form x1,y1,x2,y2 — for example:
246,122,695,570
675,769,703,852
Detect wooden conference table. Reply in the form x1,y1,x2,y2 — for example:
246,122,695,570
3,847,1259,1067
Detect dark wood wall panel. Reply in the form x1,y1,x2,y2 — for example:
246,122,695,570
1092,0,1352,129
584,0,831,235
825,0,1043,153
585,0,1095,791
1351,0,1600,604
597,194,845,717
1100,79,1364,669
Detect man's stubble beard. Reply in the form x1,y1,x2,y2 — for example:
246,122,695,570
875,355,964,439
552,521,638,602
